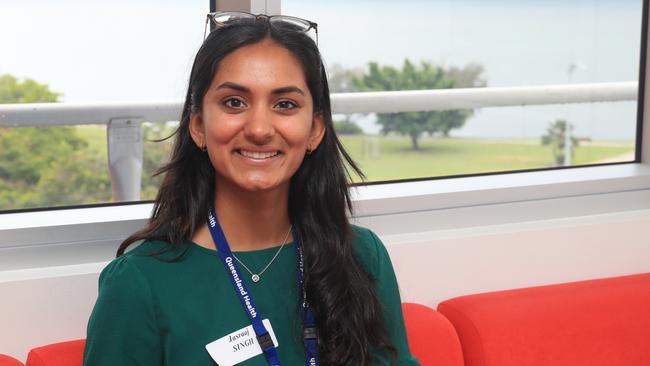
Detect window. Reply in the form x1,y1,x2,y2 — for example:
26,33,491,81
0,0,206,211
0,0,646,212
285,0,643,182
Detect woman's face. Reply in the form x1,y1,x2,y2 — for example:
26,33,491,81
190,39,325,194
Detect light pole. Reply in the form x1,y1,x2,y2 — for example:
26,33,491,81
564,63,578,166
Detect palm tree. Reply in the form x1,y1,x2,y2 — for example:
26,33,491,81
541,119,579,166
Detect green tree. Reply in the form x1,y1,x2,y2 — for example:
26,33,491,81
0,74,111,210
541,119,579,166
333,119,363,135
351,60,485,150
0,74,60,103
0,126,111,208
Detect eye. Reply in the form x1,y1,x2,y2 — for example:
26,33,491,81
275,100,298,110
223,97,247,109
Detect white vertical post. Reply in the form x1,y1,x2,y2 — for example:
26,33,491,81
565,63,576,167
214,0,279,14
214,0,251,12
107,117,143,202
250,0,281,14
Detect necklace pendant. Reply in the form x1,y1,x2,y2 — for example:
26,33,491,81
251,274,260,283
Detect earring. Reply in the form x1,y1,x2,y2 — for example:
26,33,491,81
200,145,207,152
306,146,312,155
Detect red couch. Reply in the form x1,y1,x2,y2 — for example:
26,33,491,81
3,273,649,366
0,355,23,366
402,302,464,365
2,305,458,366
24,340,85,366
439,272,650,366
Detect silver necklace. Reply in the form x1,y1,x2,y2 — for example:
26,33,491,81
232,225,292,283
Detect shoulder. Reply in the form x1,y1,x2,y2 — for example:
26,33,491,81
86,246,165,363
94,253,154,316
350,224,382,251
350,224,391,277
125,238,181,258
98,240,187,287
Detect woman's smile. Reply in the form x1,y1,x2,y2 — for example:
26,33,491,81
234,148,283,167
235,149,280,160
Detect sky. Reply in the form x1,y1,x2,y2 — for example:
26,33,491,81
0,0,644,139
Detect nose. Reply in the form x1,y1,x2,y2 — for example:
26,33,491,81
243,104,275,144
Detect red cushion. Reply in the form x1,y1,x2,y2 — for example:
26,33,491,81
438,273,650,366
402,302,464,366
26,340,85,366
0,354,24,366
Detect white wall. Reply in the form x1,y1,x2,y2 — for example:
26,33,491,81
386,209,650,306
0,273,99,362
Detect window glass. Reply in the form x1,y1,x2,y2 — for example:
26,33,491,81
284,0,642,182
0,0,205,211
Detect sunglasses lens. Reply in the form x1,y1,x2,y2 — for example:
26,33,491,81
212,12,255,25
269,16,312,32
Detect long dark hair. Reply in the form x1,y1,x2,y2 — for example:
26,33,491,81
118,18,396,365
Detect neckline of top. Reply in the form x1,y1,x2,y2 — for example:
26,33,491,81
188,240,296,256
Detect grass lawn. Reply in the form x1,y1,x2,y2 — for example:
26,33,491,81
76,125,107,156
340,135,635,182
76,126,635,183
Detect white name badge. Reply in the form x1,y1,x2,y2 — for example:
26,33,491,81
206,319,279,366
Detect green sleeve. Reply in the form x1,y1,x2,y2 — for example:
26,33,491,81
83,256,163,366
366,229,421,366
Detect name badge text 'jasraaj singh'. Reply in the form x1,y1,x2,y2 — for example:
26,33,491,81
206,319,279,366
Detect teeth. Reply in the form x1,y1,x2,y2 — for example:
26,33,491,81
239,150,279,159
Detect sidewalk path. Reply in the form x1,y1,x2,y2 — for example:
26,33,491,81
591,151,635,164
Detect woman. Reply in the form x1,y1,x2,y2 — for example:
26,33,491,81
84,12,419,366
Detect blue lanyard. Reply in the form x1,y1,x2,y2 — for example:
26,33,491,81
294,231,319,366
207,208,319,366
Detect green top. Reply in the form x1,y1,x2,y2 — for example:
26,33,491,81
83,226,420,365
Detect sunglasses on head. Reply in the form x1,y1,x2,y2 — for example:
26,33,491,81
204,11,319,45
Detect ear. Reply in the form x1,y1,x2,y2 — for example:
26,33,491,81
189,112,206,149
308,112,326,151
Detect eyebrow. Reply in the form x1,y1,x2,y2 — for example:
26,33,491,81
216,82,305,96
